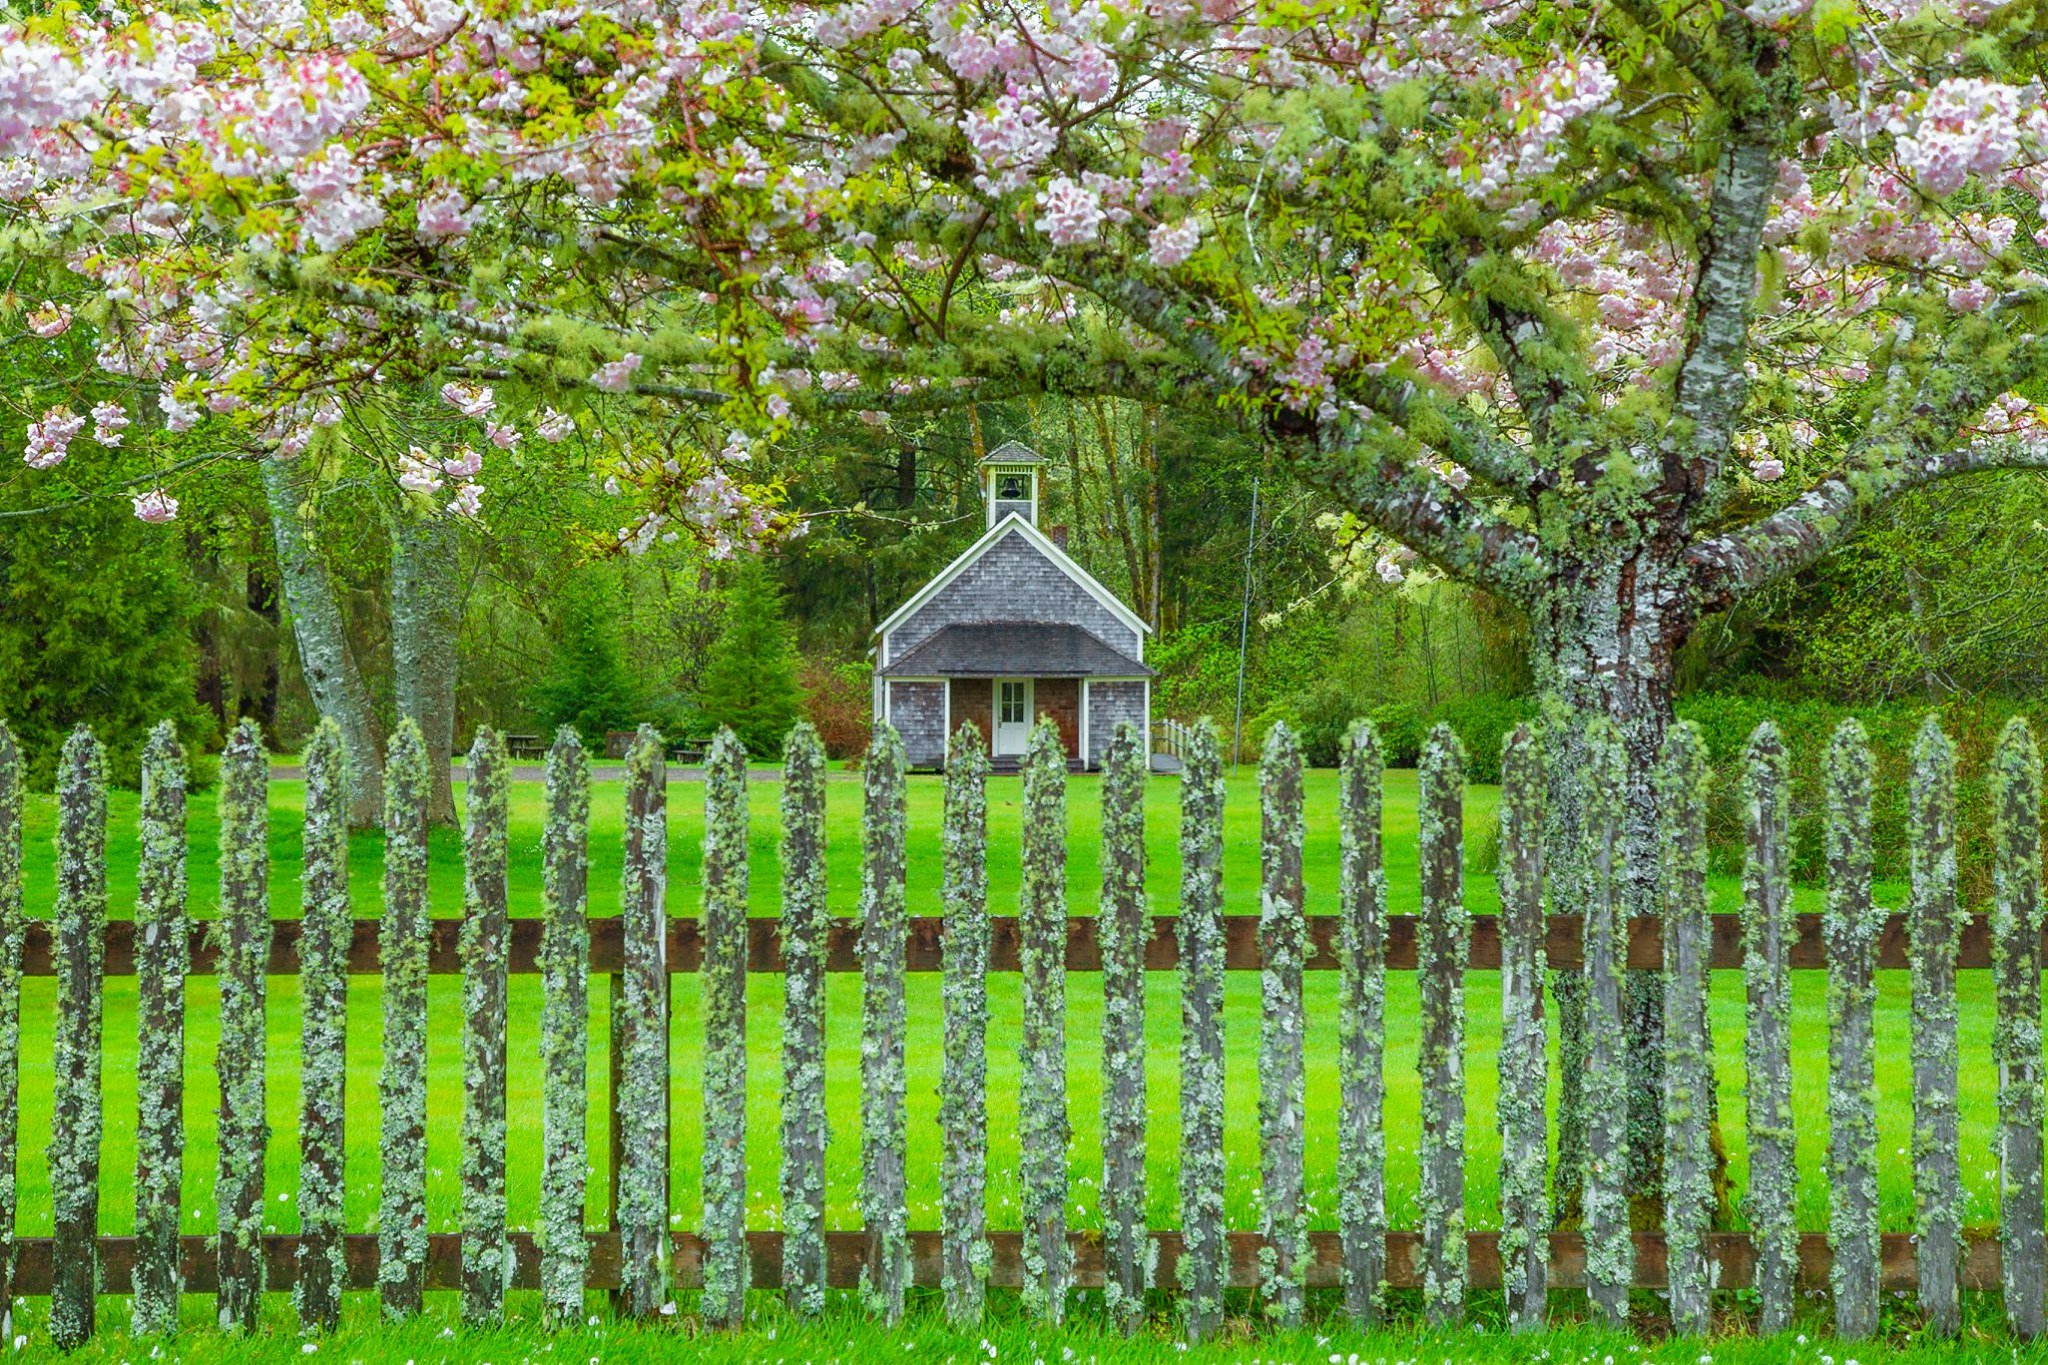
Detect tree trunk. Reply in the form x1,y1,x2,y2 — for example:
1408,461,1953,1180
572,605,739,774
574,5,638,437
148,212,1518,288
391,513,462,826
262,459,385,826
1529,552,1688,1215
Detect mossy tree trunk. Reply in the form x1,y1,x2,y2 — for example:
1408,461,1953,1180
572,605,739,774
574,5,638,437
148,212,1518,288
50,727,106,1351
1177,721,1227,1341
1580,720,1631,1326
214,719,270,1333
616,725,671,1319
1993,718,2045,1340
539,729,591,1325
1257,723,1306,1327
1495,723,1547,1331
1416,724,1468,1327
1100,722,1150,1332
780,723,829,1318
1658,723,1713,1336
1825,720,1881,1340
1018,717,1072,1322
133,724,188,1337
391,511,461,826
461,727,511,1324
295,719,350,1333
378,721,433,1319
940,723,991,1325
859,723,910,1322
1741,723,1797,1334
701,728,751,1328
1908,717,1962,1337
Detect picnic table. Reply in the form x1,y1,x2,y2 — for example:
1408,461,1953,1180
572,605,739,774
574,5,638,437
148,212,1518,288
503,733,546,761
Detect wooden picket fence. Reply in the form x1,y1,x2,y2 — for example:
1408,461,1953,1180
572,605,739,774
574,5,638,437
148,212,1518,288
0,706,2045,1345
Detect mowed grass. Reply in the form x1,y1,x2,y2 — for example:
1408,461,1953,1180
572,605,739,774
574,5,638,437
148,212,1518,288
5,764,1976,1258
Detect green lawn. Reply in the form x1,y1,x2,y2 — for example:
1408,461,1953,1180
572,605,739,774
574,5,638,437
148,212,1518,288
3,766,1967,1260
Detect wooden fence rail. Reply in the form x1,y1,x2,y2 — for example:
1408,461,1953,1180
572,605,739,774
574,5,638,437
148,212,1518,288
3,710,2048,1347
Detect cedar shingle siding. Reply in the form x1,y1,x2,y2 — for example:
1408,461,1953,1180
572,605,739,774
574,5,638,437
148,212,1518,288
887,681,947,767
1086,681,1147,767
951,679,993,745
884,529,1141,663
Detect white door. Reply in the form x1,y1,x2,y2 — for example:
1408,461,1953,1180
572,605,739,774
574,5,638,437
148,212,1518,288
994,678,1032,756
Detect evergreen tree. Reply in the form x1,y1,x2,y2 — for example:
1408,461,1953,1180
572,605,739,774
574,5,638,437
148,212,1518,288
528,576,652,740
696,559,802,757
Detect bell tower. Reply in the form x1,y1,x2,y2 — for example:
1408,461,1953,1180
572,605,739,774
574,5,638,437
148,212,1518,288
980,441,1044,529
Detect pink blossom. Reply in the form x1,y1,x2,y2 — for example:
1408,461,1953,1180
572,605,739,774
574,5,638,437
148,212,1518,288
91,400,129,446
1749,457,1786,482
590,353,644,392
1897,80,2029,196
439,380,495,417
24,406,84,469
535,407,575,442
27,302,71,338
448,482,484,517
1948,279,1995,312
485,421,521,449
131,488,179,523
1147,219,1202,268
398,445,443,494
289,144,385,253
1033,176,1105,246
415,185,478,242
160,388,202,433
964,94,1056,194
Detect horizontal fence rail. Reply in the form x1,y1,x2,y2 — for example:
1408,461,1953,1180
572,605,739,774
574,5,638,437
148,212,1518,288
22,912,2034,976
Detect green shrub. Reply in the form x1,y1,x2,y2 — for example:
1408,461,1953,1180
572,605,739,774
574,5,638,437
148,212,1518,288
1428,694,1538,784
1366,702,1425,768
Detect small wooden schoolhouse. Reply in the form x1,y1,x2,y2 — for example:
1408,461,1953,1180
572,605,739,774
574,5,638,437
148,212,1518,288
871,442,1153,769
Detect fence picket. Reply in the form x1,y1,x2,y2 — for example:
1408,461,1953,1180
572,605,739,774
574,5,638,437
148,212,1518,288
49,729,105,1350
1019,717,1071,1322
0,724,20,1329
215,720,269,1332
1908,717,1962,1336
133,724,188,1337
701,728,750,1328
1337,720,1386,1326
539,728,591,1325
1258,723,1307,1327
860,723,910,1322
378,721,432,1320
461,727,511,1324
1826,720,1881,1339
1178,721,1227,1341
1993,718,2045,1339
295,720,349,1333
1496,723,1546,1331
1416,723,1467,1327
1659,722,1713,1335
1100,722,1150,1332
1742,722,1798,1333
780,722,829,1318
616,725,670,1320
1540,695,1588,1232
940,723,991,1326
1581,719,1631,1326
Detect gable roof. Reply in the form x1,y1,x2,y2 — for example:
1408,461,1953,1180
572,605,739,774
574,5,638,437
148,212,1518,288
981,440,1046,466
873,513,1151,650
878,623,1153,678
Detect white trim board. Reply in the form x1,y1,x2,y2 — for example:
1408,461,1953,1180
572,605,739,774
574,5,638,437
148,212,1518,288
872,514,1151,662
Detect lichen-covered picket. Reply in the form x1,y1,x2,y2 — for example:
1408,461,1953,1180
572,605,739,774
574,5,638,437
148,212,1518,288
940,724,991,1325
1742,722,1798,1334
1099,722,1150,1333
1539,695,1589,1231
1826,720,1882,1339
700,728,751,1329
1177,720,1228,1341
860,723,910,1322
378,721,432,1319
461,728,511,1324
1658,723,1713,1336
295,720,350,1333
1257,722,1307,1327
1908,717,1963,1336
1018,717,1072,1322
0,724,20,1325
538,728,591,1325
1336,720,1386,1326
1580,720,1631,1326
1495,724,1546,1332
1992,718,2045,1339
780,722,830,1318
132,724,187,1338
49,728,106,1350
616,726,670,1320
1415,724,1467,1327
215,720,271,1332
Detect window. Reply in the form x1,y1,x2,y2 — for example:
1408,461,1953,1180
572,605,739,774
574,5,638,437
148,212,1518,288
996,472,1031,501
998,681,1027,724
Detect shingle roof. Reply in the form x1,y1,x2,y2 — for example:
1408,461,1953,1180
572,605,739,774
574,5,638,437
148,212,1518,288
878,623,1152,678
980,441,1046,466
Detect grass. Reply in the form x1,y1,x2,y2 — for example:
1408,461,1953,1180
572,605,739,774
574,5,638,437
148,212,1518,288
2,768,1982,1275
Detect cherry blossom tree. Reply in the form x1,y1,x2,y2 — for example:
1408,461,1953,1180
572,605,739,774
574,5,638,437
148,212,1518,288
12,0,2048,1170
